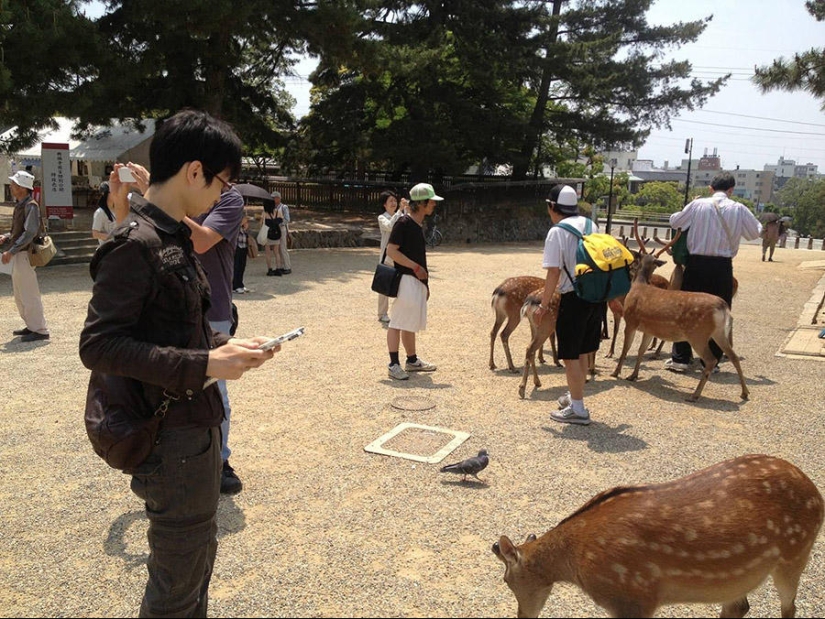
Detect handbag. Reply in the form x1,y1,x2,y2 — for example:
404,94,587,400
256,223,269,246
28,234,57,267
671,227,689,266
266,218,282,241
84,374,177,471
247,238,258,258
371,248,402,297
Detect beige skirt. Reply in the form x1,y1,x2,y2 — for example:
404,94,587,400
389,274,428,333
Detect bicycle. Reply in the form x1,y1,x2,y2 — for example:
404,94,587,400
425,215,443,247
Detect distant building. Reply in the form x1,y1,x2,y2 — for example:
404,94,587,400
764,156,819,191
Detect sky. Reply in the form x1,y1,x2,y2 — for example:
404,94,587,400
84,1,825,173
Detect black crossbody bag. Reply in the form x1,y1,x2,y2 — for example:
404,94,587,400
371,248,402,297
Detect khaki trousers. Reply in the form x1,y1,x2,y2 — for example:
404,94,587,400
279,224,291,270
11,252,49,335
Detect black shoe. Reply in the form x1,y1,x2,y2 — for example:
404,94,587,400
220,460,243,494
281,269,291,275
267,269,276,276
20,332,49,342
13,327,32,336
273,269,283,276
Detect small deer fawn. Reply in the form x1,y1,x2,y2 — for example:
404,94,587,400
490,276,553,373
517,288,561,399
493,454,824,618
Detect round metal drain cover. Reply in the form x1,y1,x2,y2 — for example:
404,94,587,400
391,395,436,411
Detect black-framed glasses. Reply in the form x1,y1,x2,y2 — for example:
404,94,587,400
203,166,234,193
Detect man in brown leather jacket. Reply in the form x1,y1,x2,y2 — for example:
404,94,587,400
79,110,277,618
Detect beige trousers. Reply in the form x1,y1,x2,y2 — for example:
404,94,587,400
11,252,49,334
279,224,291,270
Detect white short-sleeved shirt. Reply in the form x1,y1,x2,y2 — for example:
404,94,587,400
542,215,598,294
92,208,117,246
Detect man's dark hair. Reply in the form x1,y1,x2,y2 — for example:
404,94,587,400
710,172,736,192
378,190,396,210
149,109,242,186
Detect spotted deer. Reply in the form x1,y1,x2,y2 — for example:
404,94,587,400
493,454,824,618
490,276,553,373
610,231,748,402
517,290,597,398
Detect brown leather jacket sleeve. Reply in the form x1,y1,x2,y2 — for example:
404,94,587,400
79,239,211,394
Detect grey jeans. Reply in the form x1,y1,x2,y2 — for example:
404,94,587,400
130,426,221,617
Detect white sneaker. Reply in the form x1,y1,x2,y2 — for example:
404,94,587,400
405,358,437,372
665,359,691,373
378,315,390,323
550,406,591,426
243,287,251,293
557,391,571,409
388,363,409,380
233,287,246,294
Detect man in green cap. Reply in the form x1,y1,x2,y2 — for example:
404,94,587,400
384,183,442,380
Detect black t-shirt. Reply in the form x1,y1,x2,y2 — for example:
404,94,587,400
387,214,427,284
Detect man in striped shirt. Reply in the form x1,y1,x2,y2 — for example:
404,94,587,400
666,172,762,373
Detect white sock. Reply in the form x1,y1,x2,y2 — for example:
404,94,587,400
571,399,586,414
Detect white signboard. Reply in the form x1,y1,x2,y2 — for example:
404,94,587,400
41,142,73,219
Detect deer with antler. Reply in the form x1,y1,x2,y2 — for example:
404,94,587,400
610,230,749,401
490,276,559,373
493,454,824,618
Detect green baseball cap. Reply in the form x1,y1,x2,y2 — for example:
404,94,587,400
409,183,444,202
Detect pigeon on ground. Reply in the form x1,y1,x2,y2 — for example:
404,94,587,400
439,449,489,482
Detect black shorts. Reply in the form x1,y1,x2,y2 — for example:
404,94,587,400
555,292,602,360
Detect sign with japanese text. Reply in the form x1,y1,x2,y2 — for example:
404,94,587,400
41,143,73,219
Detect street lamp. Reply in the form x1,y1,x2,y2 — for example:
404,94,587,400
605,158,618,234
683,138,693,206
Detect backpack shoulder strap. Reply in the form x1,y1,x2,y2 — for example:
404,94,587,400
555,221,583,238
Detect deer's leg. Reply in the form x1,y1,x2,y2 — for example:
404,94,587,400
518,338,541,399
611,324,637,378
501,316,521,373
550,333,561,366
607,311,621,358
772,550,812,618
627,332,655,381
720,596,750,618
652,338,666,359
688,341,716,402
489,312,505,370
712,329,749,400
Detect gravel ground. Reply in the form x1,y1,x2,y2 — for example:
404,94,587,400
0,241,824,618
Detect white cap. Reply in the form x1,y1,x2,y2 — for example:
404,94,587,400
8,170,35,190
271,191,281,199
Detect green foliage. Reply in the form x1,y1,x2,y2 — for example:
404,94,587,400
302,0,725,179
631,181,684,212
776,177,825,237
753,2,825,107
512,0,726,178
0,0,97,153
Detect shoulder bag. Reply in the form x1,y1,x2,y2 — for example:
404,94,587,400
371,248,402,297
27,204,58,267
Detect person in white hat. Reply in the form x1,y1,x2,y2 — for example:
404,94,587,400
1,171,50,342
384,182,443,380
533,184,598,425
271,191,291,274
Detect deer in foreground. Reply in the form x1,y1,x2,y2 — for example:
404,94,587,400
611,231,748,402
493,454,824,618
490,276,555,373
518,289,595,399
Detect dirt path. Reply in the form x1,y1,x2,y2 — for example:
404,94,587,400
0,242,823,617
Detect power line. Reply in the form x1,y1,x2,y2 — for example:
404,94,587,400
673,118,825,136
694,109,825,128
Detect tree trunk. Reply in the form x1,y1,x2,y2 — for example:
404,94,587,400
513,0,563,180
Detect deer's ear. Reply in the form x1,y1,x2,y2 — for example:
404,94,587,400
655,259,666,268
497,535,520,565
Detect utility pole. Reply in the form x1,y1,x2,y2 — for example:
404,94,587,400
683,138,693,206
606,158,617,234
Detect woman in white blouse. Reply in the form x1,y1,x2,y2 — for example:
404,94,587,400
91,182,117,246
376,191,406,322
